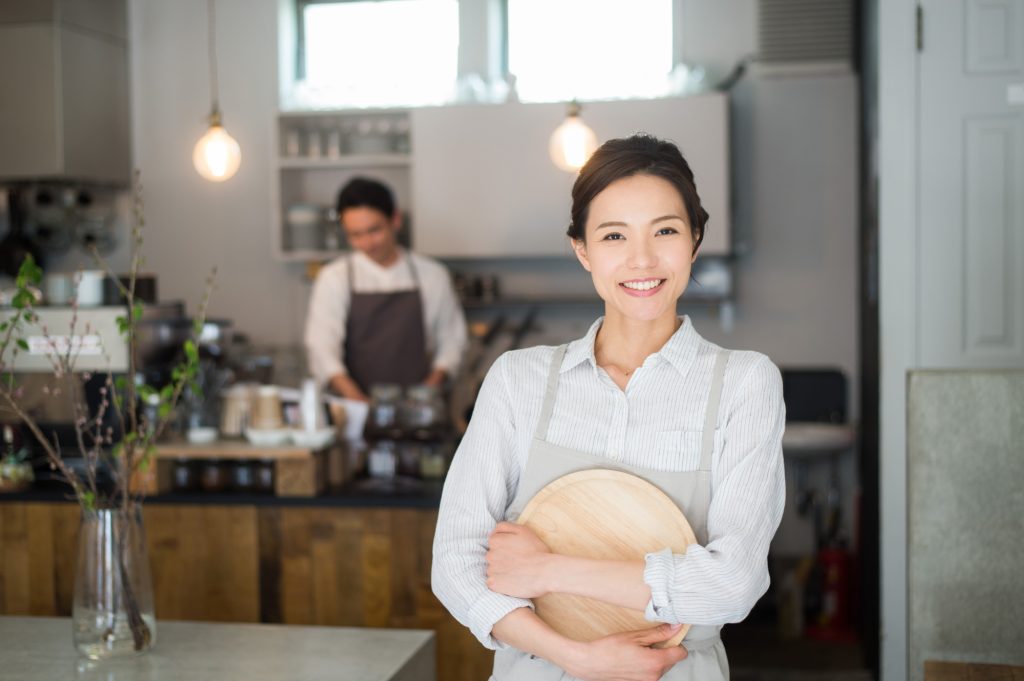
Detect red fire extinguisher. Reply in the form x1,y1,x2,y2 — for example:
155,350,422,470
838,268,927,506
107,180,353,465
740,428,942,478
805,547,856,642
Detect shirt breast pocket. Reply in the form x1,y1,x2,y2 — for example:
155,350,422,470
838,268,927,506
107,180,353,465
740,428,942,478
654,430,705,471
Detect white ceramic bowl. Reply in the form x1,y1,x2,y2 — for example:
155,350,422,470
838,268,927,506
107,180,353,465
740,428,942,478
245,428,291,447
290,427,335,449
186,427,219,445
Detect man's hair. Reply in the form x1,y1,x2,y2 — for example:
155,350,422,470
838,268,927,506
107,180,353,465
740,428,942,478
335,177,396,217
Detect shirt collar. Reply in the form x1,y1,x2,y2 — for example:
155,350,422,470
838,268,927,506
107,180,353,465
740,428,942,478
353,246,406,274
559,315,700,377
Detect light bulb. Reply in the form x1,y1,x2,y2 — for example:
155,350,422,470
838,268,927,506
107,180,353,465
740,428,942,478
549,111,598,173
193,123,241,182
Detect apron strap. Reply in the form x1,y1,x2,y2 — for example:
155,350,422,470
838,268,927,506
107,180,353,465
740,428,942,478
699,349,730,471
533,344,568,442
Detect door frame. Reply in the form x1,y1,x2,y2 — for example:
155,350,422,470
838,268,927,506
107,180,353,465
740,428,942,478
877,0,919,679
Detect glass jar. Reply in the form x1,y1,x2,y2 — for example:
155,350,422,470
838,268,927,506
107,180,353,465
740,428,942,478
397,441,423,478
367,440,397,479
199,460,227,493
365,383,403,441
73,505,156,659
419,443,449,480
232,460,256,493
255,459,275,494
171,459,197,492
402,384,447,442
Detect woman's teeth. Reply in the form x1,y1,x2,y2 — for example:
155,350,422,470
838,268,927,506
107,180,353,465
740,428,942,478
621,279,663,291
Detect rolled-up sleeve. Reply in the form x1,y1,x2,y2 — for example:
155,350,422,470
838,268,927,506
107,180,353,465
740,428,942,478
303,263,350,387
432,353,532,649
643,355,786,625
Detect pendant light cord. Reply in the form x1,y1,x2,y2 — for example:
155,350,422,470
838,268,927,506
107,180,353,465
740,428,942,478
207,0,220,118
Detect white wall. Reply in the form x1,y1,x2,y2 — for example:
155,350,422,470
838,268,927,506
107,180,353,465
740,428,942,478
128,0,310,347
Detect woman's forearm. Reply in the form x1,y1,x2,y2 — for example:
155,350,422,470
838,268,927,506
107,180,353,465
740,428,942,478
491,607,584,669
544,555,652,612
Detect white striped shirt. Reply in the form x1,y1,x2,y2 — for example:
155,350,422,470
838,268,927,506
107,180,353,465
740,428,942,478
432,316,786,649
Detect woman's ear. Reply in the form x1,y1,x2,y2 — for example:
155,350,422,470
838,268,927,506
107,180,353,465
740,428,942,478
571,237,591,272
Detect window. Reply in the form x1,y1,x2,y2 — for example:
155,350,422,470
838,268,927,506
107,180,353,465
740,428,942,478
505,0,675,103
297,0,459,108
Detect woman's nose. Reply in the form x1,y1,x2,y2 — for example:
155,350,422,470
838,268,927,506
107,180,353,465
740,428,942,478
627,237,657,268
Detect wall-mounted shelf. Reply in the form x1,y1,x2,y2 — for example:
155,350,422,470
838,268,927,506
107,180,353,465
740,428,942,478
278,155,410,170
271,109,412,261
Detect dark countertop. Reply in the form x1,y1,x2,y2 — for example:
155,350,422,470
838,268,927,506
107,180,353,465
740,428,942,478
0,477,445,509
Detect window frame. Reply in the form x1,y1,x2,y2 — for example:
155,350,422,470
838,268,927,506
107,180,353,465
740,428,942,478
289,0,684,109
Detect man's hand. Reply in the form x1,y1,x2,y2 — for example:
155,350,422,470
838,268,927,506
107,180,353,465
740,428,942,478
329,373,369,402
422,368,447,387
486,521,553,599
559,623,688,681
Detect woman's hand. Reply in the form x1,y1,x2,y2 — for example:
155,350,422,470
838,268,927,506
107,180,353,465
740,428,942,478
485,521,553,599
560,623,688,681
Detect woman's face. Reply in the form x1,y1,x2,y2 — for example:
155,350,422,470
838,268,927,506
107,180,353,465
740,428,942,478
572,174,697,324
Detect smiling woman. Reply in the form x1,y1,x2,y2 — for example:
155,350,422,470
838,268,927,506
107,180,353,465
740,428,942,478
432,134,786,681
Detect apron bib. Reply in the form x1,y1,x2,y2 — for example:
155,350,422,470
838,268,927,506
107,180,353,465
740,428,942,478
342,254,431,393
494,345,732,681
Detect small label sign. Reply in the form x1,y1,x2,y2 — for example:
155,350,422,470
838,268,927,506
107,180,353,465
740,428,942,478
27,335,104,356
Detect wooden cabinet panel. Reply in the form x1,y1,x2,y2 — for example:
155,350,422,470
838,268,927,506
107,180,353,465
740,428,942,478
0,501,491,681
145,505,261,622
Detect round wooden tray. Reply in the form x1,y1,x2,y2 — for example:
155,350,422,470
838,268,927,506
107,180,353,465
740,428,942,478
517,469,697,647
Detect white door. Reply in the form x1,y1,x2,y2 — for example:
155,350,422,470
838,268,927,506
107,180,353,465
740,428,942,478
918,0,1024,368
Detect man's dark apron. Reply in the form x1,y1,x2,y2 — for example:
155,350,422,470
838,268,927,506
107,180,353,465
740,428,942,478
342,254,431,393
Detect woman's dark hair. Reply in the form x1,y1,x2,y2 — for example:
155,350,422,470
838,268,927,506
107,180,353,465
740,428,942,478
567,134,708,251
336,176,396,217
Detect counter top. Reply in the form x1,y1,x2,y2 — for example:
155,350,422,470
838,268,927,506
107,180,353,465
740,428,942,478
0,477,445,508
0,616,435,681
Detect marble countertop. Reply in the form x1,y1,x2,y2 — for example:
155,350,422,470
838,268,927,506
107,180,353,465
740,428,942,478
0,616,435,681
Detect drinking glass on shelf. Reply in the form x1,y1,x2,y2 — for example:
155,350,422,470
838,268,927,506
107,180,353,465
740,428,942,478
306,129,323,159
394,118,411,153
284,129,301,157
326,129,342,159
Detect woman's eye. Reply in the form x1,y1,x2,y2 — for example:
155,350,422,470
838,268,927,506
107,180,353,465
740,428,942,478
601,233,625,241
656,227,679,236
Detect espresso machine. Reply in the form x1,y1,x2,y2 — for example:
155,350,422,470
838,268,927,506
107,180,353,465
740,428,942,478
1,301,190,485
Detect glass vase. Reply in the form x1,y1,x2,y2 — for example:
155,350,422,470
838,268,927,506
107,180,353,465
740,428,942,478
72,505,156,659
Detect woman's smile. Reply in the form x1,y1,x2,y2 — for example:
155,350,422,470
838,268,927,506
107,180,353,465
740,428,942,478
619,277,667,296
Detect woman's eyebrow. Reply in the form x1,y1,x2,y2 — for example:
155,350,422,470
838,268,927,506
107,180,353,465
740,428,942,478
595,221,628,231
651,214,686,225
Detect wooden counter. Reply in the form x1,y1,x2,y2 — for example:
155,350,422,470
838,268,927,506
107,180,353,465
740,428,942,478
0,500,493,681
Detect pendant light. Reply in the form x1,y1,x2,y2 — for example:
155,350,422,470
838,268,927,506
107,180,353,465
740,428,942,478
548,100,598,173
193,0,241,182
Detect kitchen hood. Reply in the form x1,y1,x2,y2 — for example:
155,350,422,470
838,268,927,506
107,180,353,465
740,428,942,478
0,0,130,186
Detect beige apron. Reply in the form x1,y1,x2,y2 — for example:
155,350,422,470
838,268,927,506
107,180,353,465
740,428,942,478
493,344,731,681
